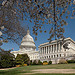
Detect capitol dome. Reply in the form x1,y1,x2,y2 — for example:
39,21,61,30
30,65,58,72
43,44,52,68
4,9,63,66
20,29,36,48
22,29,34,43
11,28,39,61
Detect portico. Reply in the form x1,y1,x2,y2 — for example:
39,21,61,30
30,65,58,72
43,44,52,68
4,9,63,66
39,37,75,64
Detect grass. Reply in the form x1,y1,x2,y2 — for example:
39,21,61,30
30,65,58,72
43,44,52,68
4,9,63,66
32,73,75,75
0,64,75,75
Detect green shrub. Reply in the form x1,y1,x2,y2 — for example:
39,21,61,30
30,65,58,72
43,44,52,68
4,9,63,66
15,54,30,66
43,61,47,63
30,60,33,65
48,61,52,65
32,60,38,65
38,60,42,65
30,60,42,65
0,54,15,68
67,60,75,63
0,61,1,68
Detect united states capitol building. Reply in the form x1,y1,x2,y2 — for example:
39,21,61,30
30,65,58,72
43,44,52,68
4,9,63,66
11,29,40,61
11,29,75,64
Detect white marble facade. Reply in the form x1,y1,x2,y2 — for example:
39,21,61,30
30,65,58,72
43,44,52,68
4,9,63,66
11,29,75,64
11,29,40,61
39,37,75,64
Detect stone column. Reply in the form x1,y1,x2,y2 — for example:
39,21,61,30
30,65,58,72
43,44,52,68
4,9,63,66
51,45,52,53
61,43,63,52
53,45,54,53
49,46,50,53
54,45,55,53
43,47,44,54
52,45,53,53
56,44,57,53
60,44,61,52
61,44,64,52
41,48,42,54
50,45,51,53
48,46,49,54
59,43,60,52
42,48,43,54
57,44,58,52
44,47,45,54
47,46,49,54
45,47,46,54
44,47,46,54
40,48,41,54
46,46,47,54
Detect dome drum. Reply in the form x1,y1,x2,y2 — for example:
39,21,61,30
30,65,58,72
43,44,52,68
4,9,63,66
20,45,36,49
21,41,35,44
21,42,36,47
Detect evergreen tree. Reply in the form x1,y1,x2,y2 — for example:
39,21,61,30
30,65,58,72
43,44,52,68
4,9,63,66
0,49,15,68
15,54,30,65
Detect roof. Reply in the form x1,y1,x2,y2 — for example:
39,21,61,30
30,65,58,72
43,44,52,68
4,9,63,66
38,37,75,48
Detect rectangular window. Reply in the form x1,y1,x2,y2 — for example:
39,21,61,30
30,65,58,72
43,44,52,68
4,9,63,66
51,55,53,58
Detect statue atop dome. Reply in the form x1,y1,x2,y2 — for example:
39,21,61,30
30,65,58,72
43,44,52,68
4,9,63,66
27,27,30,35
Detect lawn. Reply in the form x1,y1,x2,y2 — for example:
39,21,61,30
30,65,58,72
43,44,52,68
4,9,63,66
0,64,75,75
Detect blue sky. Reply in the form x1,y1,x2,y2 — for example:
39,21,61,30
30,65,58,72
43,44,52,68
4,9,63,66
1,2,75,51
1,16,75,51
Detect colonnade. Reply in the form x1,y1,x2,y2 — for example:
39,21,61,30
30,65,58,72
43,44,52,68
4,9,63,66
40,43,62,54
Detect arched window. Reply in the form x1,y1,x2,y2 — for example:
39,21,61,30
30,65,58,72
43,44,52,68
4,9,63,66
60,54,61,57
57,54,58,57
51,55,53,58
54,55,55,58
